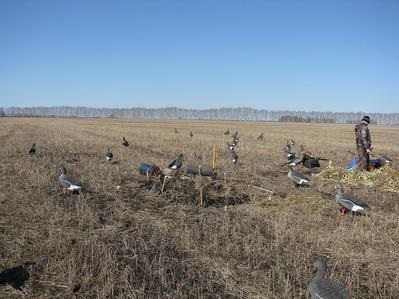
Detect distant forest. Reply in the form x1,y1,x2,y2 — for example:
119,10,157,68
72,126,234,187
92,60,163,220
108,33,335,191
1,106,398,125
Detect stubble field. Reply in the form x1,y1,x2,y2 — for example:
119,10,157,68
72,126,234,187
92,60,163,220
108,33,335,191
0,117,398,298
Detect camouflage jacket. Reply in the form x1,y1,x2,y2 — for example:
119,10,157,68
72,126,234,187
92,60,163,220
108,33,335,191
355,122,371,150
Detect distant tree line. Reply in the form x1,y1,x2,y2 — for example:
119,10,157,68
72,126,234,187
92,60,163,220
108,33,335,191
1,106,398,125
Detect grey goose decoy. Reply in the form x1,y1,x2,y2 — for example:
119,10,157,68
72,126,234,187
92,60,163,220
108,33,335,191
28,143,36,156
227,142,235,152
168,154,183,170
335,183,369,216
59,166,83,194
122,137,129,147
287,166,310,187
257,132,264,141
309,257,351,299
189,131,193,139
106,148,113,161
232,136,239,146
224,129,230,135
231,149,239,164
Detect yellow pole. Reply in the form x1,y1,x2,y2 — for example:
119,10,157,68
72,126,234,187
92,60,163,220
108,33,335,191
212,146,216,170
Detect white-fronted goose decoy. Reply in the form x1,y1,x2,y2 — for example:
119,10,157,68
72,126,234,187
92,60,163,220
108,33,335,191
122,137,129,147
309,257,351,299
257,133,264,141
231,149,239,164
168,154,183,170
287,166,309,187
227,142,235,152
28,143,36,156
232,136,239,146
224,129,230,135
282,140,295,160
189,131,193,139
106,148,113,161
59,166,83,194
335,183,369,216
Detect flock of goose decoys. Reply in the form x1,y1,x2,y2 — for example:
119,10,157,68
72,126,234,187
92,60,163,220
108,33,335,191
20,129,378,296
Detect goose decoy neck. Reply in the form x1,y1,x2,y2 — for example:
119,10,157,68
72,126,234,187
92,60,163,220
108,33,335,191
32,143,36,147
314,258,328,279
335,183,344,193
60,166,67,175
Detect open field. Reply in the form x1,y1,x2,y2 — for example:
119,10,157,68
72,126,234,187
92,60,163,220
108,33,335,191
1,117,399,298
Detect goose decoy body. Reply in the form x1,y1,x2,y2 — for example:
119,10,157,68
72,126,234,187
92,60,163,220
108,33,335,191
232,136,239,146
308,257,351,299
168,154,183,170
288,153,305,166
227,142,235,152
59,166,83,194
224,129,230,135
257,133,264,141
122,137,129,147
28,143,36,156
106,148,113,161
231,149,239,164
287,166,310,187
0,262,34,290
335,183,369,216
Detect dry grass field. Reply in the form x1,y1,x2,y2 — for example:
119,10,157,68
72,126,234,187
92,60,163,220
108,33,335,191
1,117,398,298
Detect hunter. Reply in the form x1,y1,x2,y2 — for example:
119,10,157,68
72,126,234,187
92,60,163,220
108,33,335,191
355,115,372,171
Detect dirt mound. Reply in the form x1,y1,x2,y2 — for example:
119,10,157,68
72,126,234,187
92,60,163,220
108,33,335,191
315,165,399,192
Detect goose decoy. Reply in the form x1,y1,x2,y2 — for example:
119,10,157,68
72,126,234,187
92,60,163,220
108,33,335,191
232,136,239,146
287,166,309,187
232,130,238,139
189,131,193,139
379,153,392,166
175,128,179,134
224,129,230,135
106,148,113,161
122,137,129,147
308,257,351,299
0,262,34,290
168,154,183,170
59,166,83,194
227,142,235,152
231,149,239,164
257,133,264,141
28,143,36,156
335,183,369,216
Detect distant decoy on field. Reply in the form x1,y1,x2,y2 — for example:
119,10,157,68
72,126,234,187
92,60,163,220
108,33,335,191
168,154,183,170
227,142,235,152
122,137,129,147
308,257,351,299
231,149,239,164
282,140,295,160
232,130,238,139
0,262,34,290
28,143,36,156
232,136,239,146
224,129,230,135
287,166,310,187
335,183,369,216
175,128,179,134
257,133,264,141
59,166,83,194
106,148,113,161
189,131,193,139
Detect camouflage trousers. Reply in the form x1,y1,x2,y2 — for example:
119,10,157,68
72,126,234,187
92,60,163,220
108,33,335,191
356,145,369,171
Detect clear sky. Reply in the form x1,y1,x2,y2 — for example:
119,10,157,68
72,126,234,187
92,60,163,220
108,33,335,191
0,0,398,113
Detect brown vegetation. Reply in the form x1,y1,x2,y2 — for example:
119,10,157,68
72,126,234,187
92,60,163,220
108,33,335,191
1,118,398,298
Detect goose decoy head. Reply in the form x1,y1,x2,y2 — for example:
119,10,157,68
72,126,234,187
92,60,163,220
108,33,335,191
313,257,328,279
60,166,67,175
335,183,344,193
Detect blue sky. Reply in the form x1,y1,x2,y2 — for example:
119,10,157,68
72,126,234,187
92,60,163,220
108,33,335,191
0,0,398,112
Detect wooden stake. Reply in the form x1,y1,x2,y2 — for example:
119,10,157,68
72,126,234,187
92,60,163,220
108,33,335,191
212,146,216,170
161,176,166,193
249,185,273,194
198,165,202,177
199,187,203,205
146,170,149,180
223,172,227,184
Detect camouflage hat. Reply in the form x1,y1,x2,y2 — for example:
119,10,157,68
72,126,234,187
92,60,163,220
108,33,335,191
362,115,370,123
